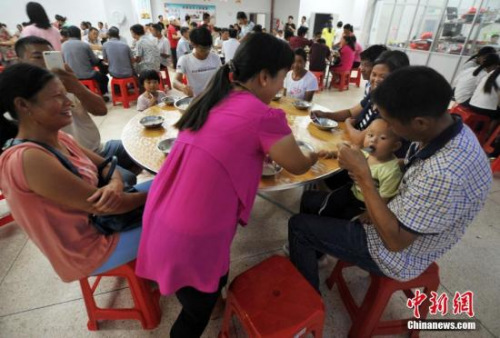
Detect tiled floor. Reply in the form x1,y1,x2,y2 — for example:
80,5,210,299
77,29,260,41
1,81,499,337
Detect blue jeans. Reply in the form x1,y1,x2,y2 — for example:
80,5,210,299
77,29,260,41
99,140,137,187
288,214,384,293
91,180,152,275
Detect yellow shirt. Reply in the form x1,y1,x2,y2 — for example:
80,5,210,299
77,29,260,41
321,27,335,49
352,154,403,202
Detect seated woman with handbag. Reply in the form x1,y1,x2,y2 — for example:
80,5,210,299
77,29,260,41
0,63,149,282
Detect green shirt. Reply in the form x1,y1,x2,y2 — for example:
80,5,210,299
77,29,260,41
352,154,402,202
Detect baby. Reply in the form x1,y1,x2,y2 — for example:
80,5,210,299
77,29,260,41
318,118,403,220
137,69,168,111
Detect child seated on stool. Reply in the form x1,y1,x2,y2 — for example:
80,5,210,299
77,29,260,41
316,118,403,220
137,70,168,111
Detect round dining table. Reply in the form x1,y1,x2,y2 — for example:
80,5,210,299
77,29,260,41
121,96,346,192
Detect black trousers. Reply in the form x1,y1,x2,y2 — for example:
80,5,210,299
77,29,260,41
170,273,228,338
91,71,109,94
171,48,178,69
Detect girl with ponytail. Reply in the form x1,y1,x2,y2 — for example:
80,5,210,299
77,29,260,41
136,33,319,337
455,53,500,104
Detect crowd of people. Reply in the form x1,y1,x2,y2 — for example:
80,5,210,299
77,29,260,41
0,2,497,337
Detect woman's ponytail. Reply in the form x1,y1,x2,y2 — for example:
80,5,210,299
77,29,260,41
175,33,294,132
483,67,500,94
475,53,500,76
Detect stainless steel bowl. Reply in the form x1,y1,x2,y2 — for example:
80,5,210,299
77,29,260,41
272,93,283,101
311,117,339,131
174,97,193,113
140,115,164,129
297,140,315,155
262,162,283,177
157,138,177,155
293,100,312,110
162,96,176,106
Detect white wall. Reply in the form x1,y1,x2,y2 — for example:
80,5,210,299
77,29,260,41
150,0,272,29
0,0,107,33
273,0,300,30
298,0,370,39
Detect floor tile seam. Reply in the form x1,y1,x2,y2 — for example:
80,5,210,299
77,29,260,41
0,286,130,319
0,237,29,287
438,283,496,337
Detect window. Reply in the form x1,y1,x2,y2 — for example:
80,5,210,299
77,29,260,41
408,0,446,52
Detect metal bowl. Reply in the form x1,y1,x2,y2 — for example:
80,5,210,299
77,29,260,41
293,100,312,110
297,140,315,155
174,97,193,113
140,115,164,129
262,162,283,177
162,96,176,106
157,138,176,155
311,117,339,131
272,93,283,101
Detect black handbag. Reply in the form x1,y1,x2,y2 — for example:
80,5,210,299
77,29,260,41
3,139,143,235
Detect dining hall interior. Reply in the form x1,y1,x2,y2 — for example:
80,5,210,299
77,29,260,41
0,0,500,337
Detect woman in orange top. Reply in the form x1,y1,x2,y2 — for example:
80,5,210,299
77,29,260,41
0,63,148,282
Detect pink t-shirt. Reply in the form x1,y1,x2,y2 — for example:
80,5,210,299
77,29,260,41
136,91,291,295
21,24,62,51
0,132,118,282
333,45,355,72
354,42,363,63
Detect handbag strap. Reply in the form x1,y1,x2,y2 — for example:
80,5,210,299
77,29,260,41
97,155,118,186
3,138,82,178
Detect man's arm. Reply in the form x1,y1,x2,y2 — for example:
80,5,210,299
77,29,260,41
52,65,107,116
338,144,418,252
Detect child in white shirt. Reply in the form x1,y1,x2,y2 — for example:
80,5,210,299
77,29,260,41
137,70,167,111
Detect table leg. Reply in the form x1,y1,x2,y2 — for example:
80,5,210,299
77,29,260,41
257,192,296,215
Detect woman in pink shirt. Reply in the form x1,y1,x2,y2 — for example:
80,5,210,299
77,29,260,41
332,35,356,73
21,2,62,51
136,33,318,337
0,63,149,282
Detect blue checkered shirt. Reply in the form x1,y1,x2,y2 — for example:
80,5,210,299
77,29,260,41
364,125,492,281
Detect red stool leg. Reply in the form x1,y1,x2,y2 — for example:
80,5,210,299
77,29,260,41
484,124,500,154
349,276,393,337
119,81,130,109
79,278,101,331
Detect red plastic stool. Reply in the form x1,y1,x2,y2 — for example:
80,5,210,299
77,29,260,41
326,260,440,337
329,70,351,91
110,77,139,109
0,194,14,227
79,260,161,330
492,157,500,174
311,71,325,92
450,104,490,144
483,124,500,154
79,79,102,96
350,67,362,87
220,255,325,337
0,65,4,73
